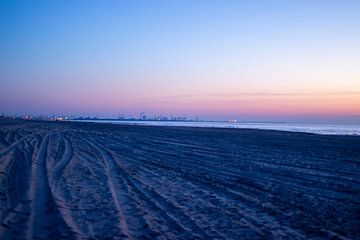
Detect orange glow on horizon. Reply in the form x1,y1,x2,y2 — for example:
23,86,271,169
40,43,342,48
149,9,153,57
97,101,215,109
128,92,360,117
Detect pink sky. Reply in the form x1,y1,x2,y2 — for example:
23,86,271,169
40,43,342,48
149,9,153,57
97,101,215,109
1,1,360,123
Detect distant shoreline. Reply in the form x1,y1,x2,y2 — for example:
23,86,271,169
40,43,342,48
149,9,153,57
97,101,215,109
71,118,288,124
69,119,360,136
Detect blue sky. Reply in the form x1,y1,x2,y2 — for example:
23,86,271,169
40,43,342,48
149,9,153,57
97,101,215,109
1,0,360,122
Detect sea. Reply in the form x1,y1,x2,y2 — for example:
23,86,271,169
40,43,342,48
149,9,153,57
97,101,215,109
74,120,360,136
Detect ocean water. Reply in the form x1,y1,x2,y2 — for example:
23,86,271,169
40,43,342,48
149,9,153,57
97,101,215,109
75,120,360,135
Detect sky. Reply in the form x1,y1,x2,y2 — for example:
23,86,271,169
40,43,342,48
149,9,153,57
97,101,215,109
1,0,360,123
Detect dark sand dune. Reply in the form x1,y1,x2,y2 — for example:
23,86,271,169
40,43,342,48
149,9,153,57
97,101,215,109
0,120,359,239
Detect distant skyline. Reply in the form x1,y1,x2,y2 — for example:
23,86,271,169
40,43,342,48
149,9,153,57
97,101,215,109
1,0,360,123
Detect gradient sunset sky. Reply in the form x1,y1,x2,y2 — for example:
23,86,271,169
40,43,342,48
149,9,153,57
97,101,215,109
1,0,360,122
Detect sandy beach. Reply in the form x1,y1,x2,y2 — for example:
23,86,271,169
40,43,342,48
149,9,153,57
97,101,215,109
0,119,359,239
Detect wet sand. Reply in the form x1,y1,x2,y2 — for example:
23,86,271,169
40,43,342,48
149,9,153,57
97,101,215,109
0,119,359,239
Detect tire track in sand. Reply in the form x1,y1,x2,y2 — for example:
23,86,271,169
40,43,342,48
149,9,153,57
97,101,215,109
26,133,75,239
82,137,132,239
92,136,213,239
84,137,159,239
0,132,37,159
49,134,83,239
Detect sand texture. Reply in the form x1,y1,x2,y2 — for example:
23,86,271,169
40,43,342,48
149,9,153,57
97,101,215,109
0,120,359,239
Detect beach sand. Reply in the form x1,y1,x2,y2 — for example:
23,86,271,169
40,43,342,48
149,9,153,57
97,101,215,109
0,119,359,239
